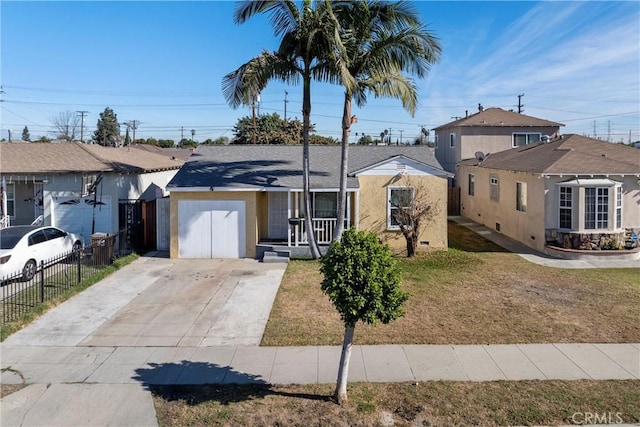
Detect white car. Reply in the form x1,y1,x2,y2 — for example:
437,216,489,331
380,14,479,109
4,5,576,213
0,226,83,281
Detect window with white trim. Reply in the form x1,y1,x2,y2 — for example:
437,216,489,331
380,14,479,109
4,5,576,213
468,174,475,196
559,187,572,229
516,182,527,213
512,132,541,147
616,186,622,228
5,183,15,217
585,187,609,229
388,187,414,230
490,176,499,202
449,133,455,148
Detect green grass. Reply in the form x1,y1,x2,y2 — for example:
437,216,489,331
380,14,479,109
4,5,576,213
0,254,139,341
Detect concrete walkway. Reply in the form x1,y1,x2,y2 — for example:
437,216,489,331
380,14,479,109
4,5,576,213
449,216,640,269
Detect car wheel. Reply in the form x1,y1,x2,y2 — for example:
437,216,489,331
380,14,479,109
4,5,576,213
22,260,37,282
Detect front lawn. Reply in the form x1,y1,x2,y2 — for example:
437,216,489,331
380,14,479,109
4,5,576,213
261,222,640,345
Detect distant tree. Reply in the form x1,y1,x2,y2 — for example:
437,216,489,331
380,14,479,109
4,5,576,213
21,126,30,141
51,110,80,141
35,135,51,143
179,138,197,148
232,113,306,145
321,228,407,404
357,134,374,145
158,139,175,148
124,127,131,146
201,136,229,145
93,107,121,146
389,178,440,257
309,134,338,145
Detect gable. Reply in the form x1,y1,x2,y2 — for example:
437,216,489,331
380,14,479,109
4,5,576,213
353,156,452,177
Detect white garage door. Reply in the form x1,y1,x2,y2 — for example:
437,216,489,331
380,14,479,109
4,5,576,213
178,200,246,258
53,196,112,245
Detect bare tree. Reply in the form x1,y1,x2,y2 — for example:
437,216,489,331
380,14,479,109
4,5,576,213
51,111,80,141
390,178,441,257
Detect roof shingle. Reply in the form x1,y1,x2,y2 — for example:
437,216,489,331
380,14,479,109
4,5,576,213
433,107,563,130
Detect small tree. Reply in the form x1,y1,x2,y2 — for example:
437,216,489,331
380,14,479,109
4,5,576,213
320,228,408,404
51,110,80,141
389,179,440,257
22,126,30,141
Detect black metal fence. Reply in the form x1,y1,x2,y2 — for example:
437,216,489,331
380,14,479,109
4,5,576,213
1,225,140,324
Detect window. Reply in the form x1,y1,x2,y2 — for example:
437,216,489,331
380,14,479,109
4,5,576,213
5,183,15,217
449,133,456,148
616,186,622,229
490,176,499,202
312,193,337,219
434,134,438,148
43,227,66,241
28,230,48,246
559,187,572,229
585,187,608,229
512,133,541,147
388,187,414,229
468,174,475,196
516,182,527,212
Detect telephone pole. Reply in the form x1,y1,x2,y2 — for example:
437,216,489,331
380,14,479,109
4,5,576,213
399,130,404,145
284,90,288,122
77,110,89,143
124,120,139,144
517,93,524,114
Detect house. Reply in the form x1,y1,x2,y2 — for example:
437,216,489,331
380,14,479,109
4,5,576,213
166,145,452,259
0,142,184,245
457,134,640,257
433,107,564,183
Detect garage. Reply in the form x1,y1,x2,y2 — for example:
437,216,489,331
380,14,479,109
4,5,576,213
52,196,112,245
178,200,246,258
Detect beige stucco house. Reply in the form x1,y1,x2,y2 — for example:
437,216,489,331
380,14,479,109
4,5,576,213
166,145,452,259
458,134,640,256
433,107,563,183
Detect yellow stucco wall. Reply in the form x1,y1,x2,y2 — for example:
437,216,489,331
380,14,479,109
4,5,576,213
459,165,546,251
357,175,449,255
169,191,259,259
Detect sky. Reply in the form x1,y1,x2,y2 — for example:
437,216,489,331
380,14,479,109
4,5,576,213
1,1,639,145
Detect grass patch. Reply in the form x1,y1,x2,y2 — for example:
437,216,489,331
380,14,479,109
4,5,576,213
0,254,139,342
152,380,640,427
262,222,640,345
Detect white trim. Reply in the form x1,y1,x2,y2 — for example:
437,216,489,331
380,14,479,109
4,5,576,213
555,178,619,187
352,155,452,177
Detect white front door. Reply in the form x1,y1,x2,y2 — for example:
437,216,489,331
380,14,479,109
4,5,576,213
268,192,288,240
178,200,246,258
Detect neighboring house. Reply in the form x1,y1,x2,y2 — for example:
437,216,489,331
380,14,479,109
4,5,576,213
458,134,640,256
433,107,564,183
166,145,452,259
0,142,184,245
129,143,194,161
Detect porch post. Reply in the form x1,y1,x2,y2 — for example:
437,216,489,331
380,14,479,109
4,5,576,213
287,191,292,247
354,190,360,230
345,191,351,230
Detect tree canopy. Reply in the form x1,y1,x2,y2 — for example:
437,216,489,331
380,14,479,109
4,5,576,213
21,126,30,141
93,107,121,146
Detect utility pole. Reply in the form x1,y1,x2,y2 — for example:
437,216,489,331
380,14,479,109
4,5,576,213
388,128,392,145
7,129,11,142
593,121,597,139
284,90,288,122
399,130,404,145
517,93,524,114
181,126,184,144
77,110,89,143
607,120,611,142
124,120,139,144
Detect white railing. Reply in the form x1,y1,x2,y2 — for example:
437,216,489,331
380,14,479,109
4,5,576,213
0,215,9,229
294,218,350,246
31,215,44,226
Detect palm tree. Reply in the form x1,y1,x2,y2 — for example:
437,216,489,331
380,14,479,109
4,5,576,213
331,0,442,240
222,0,350,258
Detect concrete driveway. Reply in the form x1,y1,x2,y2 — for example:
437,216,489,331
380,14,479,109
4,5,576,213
3,253,288,348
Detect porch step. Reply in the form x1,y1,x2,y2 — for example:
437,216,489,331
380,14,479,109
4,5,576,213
262,250,290,263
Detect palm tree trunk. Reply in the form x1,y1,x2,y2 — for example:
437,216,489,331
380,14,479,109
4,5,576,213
335,324,355,405
302,73,321,259
333,93,351,241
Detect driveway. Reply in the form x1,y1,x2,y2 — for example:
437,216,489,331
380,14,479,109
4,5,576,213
3,253,287,348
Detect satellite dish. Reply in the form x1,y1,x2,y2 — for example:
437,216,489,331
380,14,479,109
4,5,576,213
474,151,485,161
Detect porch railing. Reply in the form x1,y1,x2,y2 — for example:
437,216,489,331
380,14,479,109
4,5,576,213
293,218,349,246
0,215,9,229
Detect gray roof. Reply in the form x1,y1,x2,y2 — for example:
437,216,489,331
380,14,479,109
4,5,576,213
433,107,563,130
460,134,640,175
167,145,445,190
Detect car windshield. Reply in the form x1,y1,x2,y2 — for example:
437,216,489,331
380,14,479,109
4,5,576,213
0,227,35,249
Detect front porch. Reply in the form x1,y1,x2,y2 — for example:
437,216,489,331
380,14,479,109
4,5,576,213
258,190,357,250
